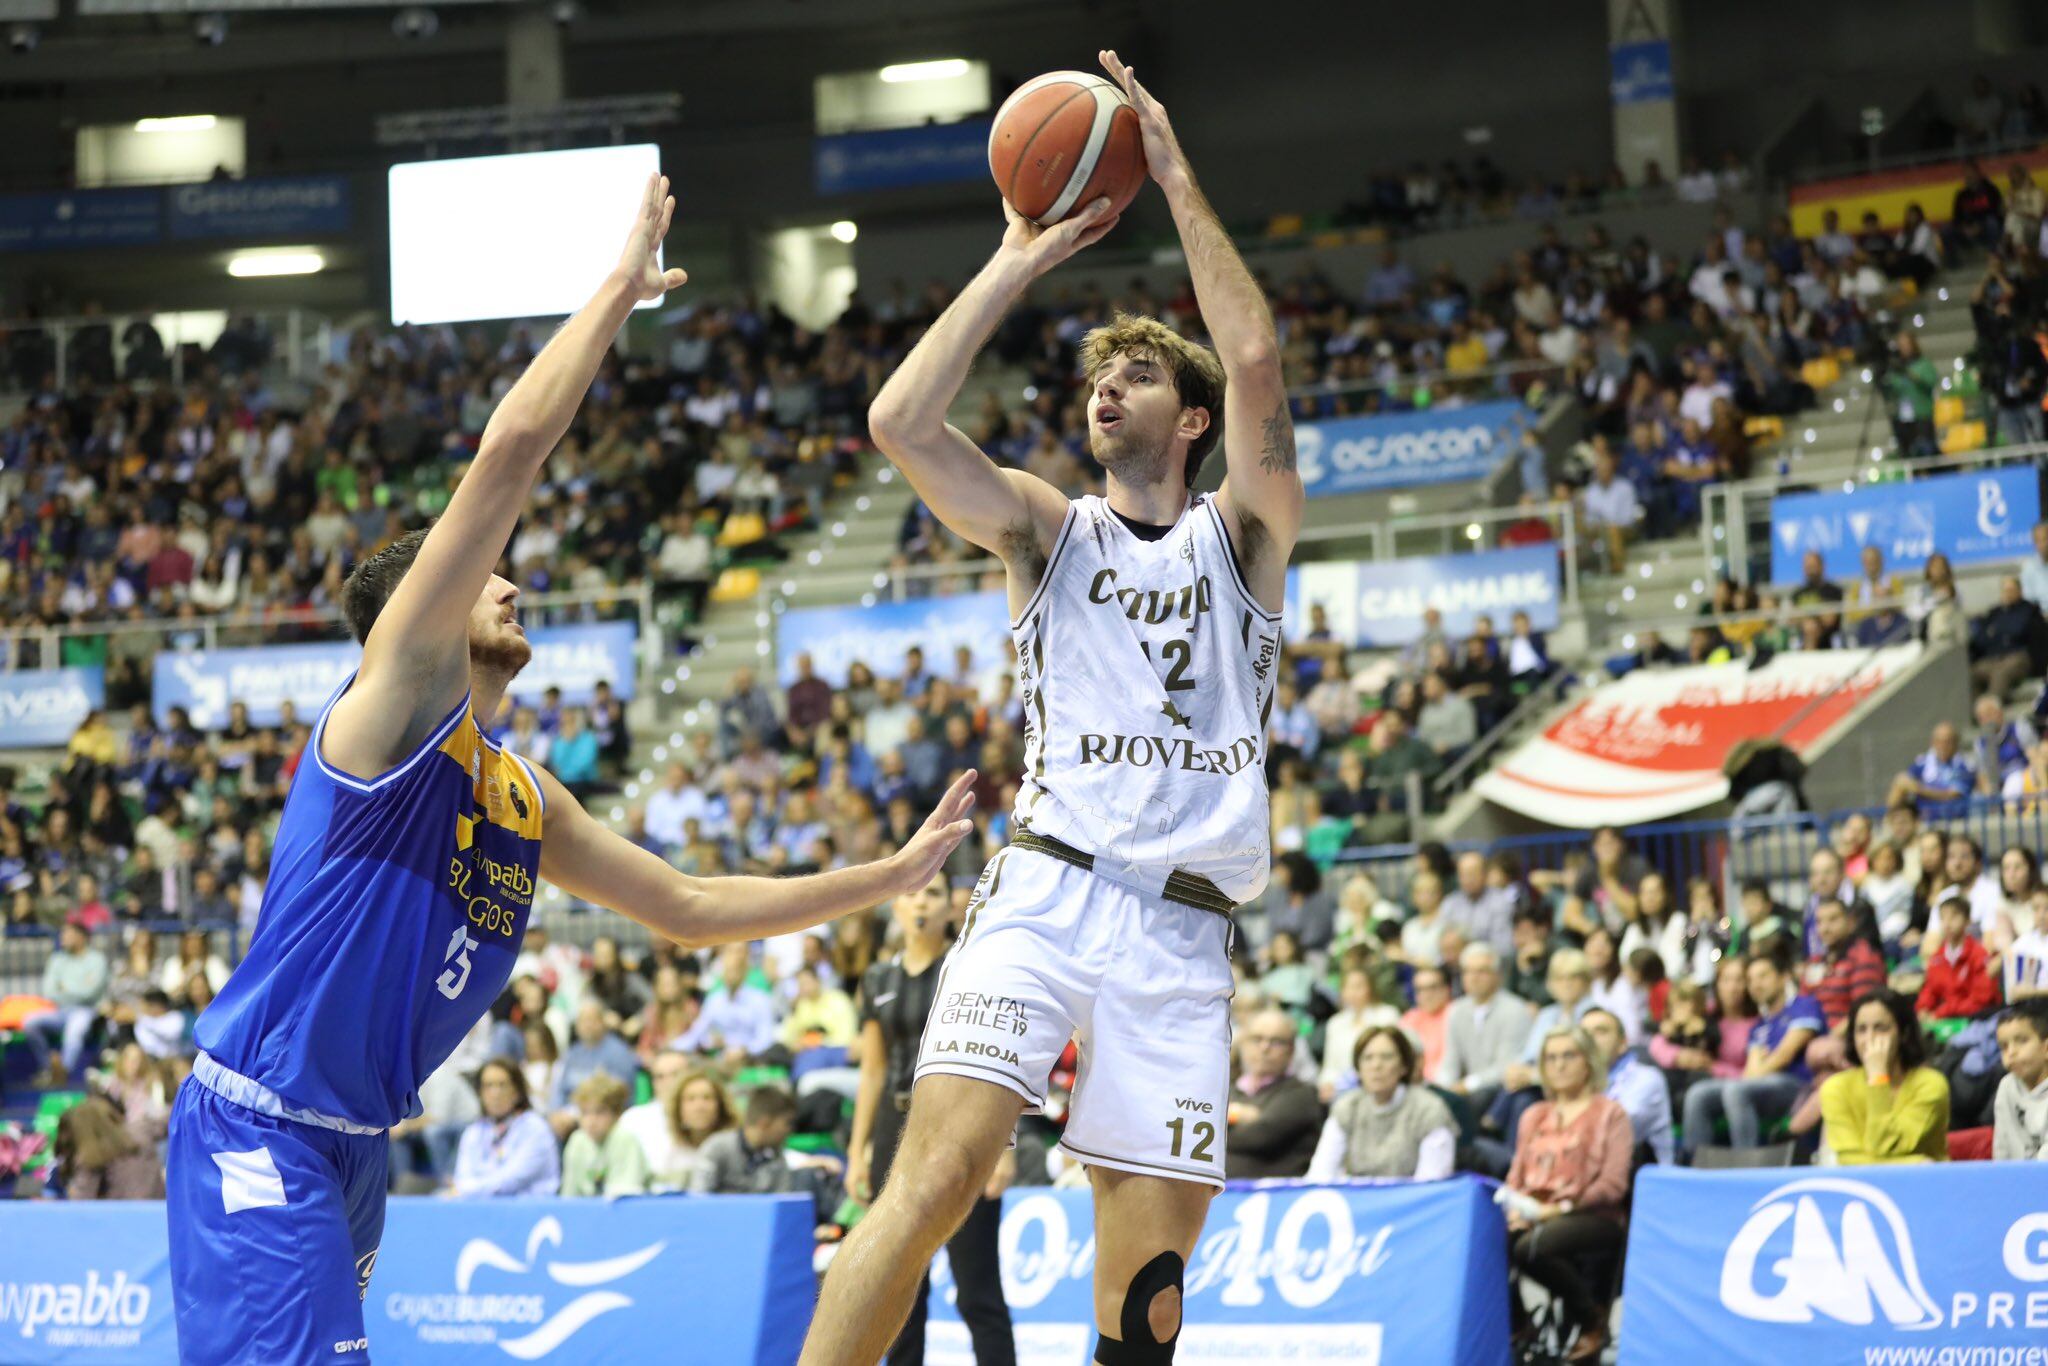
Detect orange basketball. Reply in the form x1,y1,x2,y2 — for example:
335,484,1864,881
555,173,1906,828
987,70,1145,227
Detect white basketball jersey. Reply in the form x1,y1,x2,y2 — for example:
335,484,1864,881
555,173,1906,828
1011,493,1282,905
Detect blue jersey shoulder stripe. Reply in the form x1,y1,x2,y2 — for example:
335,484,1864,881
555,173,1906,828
310,676,474,797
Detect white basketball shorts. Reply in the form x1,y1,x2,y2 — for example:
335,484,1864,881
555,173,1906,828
913,846,1236,1188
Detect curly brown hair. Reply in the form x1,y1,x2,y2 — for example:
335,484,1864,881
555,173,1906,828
1077,312,1227,486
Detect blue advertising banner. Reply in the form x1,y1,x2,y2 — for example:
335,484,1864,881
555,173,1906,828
1293,400,1527,499
1769,465,2041,583
0,187,160,252
776,590,1008,689
928,1179,1510,1366
815,120,994,195
166,175,352,240
1623,1165,2048,1366
0,666,105,748
1610,39,1675,105
0,1195,813,1365
1286,545,1561,648
152,622,638,728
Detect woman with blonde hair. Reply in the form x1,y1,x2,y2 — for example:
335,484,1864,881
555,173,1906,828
1501,1026,1635,1361
645,1068,737,1192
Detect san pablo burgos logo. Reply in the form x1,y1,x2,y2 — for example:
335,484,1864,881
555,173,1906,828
0,1270,150,1348
1720,1177,1942,1330
383,1217,665,1359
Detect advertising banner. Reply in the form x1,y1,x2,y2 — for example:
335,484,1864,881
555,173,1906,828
1473,644,1922,827
0,1195,813,1365
165,174,352,240
151,622,638,728
1293,400,1526,499
815,120,994,194
1768,465,2040,583
927,1179,1510,1365
776,590,1008,689
0,666,105,748
1623,1165,2048,1365
0,187,160,251
1287,546,1561,648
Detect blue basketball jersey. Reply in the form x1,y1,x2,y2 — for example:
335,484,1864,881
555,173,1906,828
197,678,546,1129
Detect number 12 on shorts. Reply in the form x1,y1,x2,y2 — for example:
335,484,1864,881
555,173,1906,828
1166,1116,1216,1162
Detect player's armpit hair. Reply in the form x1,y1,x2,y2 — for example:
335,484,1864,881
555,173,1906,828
1231,502,1272,574
343,526,432,644
997,516,1048,582
1093,1250,1184,1364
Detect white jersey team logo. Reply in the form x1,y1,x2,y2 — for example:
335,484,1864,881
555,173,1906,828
1010,494,1280,904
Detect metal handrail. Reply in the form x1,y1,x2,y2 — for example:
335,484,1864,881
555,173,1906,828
0,307,332,392
0,583,661,683
1701,439,2048,577
1286,357,1562,406
1431,667,1572,798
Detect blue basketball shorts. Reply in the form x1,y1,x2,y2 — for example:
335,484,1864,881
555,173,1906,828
165,1077,389,1364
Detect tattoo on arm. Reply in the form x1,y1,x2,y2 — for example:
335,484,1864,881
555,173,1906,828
1259,400,1296,476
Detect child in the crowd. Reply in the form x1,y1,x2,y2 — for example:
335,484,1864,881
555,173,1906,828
1917,897,2000,1021
559,1073,650,1197
1648,978,1720,1106
1993,999,2048,1161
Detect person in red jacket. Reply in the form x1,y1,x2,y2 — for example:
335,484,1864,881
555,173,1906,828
1917,896,2002,1020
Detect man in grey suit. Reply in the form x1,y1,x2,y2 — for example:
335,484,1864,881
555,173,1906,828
1434,942,1535,1118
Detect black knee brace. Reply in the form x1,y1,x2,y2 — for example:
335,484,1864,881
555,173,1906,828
1093,1251,1184,1365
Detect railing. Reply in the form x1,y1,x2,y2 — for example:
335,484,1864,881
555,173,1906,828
0,583,661,685
1700,440,2048,584
0,308,332,394
1431,667,1573,802
1285,358,1563,410
748,500,1581,663
1325,795,2048,933
0,919,245,995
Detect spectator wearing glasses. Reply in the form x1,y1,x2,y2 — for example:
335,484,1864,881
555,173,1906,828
1224,1008,1324,1179
1405,965,1456,1082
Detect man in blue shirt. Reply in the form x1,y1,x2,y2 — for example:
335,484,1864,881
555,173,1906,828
1887,721,1977,816
1680,952,1823,1158
1583,1007,1672,1165
549,1000,642,1115
679,943,781,1062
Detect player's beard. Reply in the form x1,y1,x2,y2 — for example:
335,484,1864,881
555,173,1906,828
470,623,532,682
1090,413,1173,489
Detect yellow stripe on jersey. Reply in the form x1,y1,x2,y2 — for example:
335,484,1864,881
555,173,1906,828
436,712,544,842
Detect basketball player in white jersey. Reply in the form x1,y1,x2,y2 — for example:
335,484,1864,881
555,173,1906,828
801,53,1302,1366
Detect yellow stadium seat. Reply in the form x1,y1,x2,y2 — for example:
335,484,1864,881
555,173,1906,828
1934,395,1965,428
1940,421,1987,455
1799,357,1840,389
716,511,768,548
708,566,760,603
1266,213,1304,238
1743,416,1784,440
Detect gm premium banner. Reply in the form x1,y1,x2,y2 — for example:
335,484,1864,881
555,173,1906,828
0,1195,813,1364
166,175,352,240
1768,465,2041,583
1286,546,1561,649
927,1180,1510,1365
1474,643,1922,827
1293,399,1526,499
776,590,1009,689
151,622,637,728
0,666,105,748
814,120,995,194
1623,1165,2048,1366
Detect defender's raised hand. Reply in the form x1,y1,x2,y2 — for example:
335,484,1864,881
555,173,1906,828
1100,49,1188,188
888,769,979,894
617,172,688,302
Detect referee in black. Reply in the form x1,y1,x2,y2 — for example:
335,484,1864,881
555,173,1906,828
846,873,1016,1366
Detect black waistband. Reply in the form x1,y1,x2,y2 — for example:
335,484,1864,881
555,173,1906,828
1009,830,1237,917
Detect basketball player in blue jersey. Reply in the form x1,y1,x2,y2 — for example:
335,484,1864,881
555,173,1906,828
163,173,979,1365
